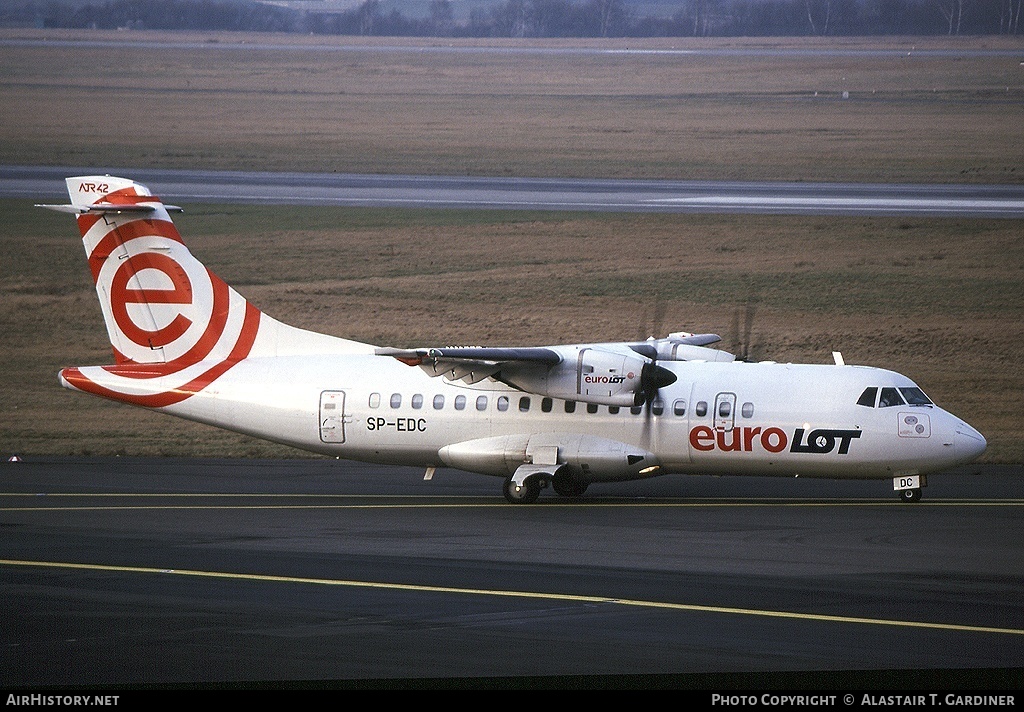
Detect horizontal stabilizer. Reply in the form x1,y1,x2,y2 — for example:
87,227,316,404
37,202,183,214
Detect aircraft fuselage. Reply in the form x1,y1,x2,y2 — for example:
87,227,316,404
70,353,983,484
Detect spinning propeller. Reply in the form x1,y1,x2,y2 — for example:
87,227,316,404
632,296,676,408
732,300,758,362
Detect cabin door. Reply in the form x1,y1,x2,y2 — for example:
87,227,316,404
319,390,348,443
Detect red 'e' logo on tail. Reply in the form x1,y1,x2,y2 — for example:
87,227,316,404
110,253,194,348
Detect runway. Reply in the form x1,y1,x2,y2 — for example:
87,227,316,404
6,165,1024,217
4,36,1023,59
2,457,1022,689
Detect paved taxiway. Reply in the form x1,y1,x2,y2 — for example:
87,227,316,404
7,165,1024,217
2,457,1022,688
4,36,1022,59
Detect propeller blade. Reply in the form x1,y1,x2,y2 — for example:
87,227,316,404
634,362,677,407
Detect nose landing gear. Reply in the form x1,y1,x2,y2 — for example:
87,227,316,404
894,474,925,503
899,488,922,503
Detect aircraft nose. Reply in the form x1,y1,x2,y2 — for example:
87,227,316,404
953,421,987,463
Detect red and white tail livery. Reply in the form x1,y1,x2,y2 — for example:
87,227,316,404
49,176,371,409
42,176,986,503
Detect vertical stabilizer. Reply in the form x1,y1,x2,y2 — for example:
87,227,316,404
42,176,372,408
64,176,199,365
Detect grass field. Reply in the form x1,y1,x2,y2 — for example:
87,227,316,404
2,30,1023,182
1,30,1022,463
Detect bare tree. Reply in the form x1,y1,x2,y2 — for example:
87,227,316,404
428,0,455,36
587,0,624,37
937,0,966,34
688,0,724,36
805,0,833,35
357,0,381,35
492,0,528,37
1000,0,1023,33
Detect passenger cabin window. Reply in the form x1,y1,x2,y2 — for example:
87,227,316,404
433,394,445,410
454,395,466,410
695,401,708,417
651,399,664,416
857,387,878,408
879,387,905,408
369,393,381,409
565,401,576,414
718,401,731,417
542,398,553,413
497,396,509,412
673,400,686,417
476,395,488,411
411,394,423,409
518,396,530,412
631,405,643,415
587,403,599,414
390,393,402,408
609,406,619,414
741,402,754,418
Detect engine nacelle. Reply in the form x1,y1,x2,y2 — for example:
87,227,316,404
500,345,673,407
627,334,736,363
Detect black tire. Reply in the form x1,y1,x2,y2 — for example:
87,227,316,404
552,473,588,498
503,477,541,504
899,488,922,503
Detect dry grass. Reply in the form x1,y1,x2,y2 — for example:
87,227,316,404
1,30,1022,182
2,202,1021,461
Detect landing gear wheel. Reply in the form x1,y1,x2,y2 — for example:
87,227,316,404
504,477,541,504
552,473,588,498
899,488,922,503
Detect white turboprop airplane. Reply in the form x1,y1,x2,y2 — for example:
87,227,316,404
41,176,987,503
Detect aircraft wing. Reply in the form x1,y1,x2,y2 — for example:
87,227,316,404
667,333,721,346
376,332,727,405
375,346,561,384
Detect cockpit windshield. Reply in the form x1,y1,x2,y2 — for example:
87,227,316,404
857,386,933,408
899,387,932,405
879,388,903,407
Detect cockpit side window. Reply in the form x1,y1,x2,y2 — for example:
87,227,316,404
857,387,877,407
900,387,933,405
878,387,905,408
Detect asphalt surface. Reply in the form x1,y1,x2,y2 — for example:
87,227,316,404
3,36,1023,59
1,457,1022,690
7,164,1024,217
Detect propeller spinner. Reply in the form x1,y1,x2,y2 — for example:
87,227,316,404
634,360,677,407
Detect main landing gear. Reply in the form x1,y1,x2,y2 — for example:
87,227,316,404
502,470,589,504
503,476,543,504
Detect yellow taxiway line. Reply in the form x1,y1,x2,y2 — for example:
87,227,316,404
2,557,1022,637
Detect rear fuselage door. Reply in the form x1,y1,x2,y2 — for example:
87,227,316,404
319,390,347,443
